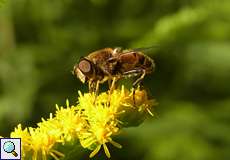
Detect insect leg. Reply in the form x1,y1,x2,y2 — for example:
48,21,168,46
123,69,143,77
89,80,98,103
124,69,146,107
133,69,146,87
107,77,117,107
110,77,117,92
108,79,112,89
95,80,100,94
134,70,146,106
92,80,100,105
133,88,136,107
88,80,94,93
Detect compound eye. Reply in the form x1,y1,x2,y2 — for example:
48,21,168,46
79,59,92,73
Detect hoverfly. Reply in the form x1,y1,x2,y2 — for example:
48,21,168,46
73,47,155,93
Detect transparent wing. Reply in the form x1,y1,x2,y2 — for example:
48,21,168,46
121,45,160,55
132,45,160,52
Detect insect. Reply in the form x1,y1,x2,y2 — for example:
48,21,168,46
73,47,155,93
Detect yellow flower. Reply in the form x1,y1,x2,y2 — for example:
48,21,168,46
55,100,88,142
77,86,155,158
123,88,156,116
6,86,155,159
10,124,31,158
28,126,64,160
77,91,120,158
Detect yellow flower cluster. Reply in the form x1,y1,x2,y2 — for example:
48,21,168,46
7,86,155,160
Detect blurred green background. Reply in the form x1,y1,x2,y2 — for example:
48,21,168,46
0,0,230,159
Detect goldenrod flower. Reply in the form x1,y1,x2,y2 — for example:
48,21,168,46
77,86,155,158
10,124,31,158
77,90,122,158
3,86,155,159
55,100,87,142
29,127,61,160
